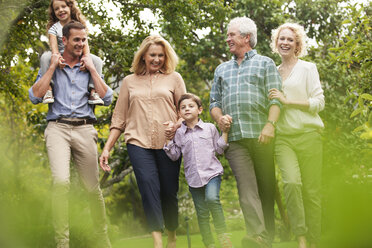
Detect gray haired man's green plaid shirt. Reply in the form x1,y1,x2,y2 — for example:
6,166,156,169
210,49,282,142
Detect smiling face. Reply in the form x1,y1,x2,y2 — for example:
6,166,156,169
63,28,86,58
143,44,165,74
277,28,298,58
52,0,71,24
226,23,250,57
179,98,202,124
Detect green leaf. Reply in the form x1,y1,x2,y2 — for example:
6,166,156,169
360,94,372,101
353,125,365,133
350,108,362,118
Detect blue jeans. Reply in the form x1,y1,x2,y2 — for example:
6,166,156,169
189,176,226,246
127,143,181,232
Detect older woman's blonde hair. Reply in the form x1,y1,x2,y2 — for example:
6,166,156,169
130,35,179,75
270,23,308,57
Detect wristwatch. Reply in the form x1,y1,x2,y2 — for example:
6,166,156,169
267,120,277,128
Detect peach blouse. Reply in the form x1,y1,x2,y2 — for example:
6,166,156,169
110,71,186,149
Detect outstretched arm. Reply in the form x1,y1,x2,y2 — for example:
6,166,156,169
163,128,182,161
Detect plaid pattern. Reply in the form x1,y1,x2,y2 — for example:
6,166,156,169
210,50,282,141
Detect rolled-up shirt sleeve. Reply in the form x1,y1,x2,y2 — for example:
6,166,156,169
110,78,129,132
210,69,222,110
102,86,113,106
307,63,325,114
28,73,43,104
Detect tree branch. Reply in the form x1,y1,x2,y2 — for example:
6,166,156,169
101,166,133,188
114,1,159,10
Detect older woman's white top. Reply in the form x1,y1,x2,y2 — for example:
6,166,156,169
276,59,324,135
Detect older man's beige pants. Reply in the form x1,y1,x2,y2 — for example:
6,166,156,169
45,122,111,248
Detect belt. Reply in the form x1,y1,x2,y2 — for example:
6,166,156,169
49,118,96,126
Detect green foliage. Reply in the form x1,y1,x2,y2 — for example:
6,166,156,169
331,3,372,141
326,2,372,176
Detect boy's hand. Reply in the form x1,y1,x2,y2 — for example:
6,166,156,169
163,121,176,140
218,114,232,132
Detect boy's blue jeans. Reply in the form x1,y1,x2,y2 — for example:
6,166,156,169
189,175,227,246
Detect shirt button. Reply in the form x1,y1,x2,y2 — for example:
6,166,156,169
72,80,75,83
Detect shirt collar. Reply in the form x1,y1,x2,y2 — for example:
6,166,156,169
140,69,165,76
180,119,205,133
62,60,82,70
232,49,257,62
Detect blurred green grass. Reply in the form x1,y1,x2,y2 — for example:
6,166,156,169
112,230,297,248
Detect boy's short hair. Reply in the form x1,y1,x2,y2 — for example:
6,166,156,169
178,93,203,110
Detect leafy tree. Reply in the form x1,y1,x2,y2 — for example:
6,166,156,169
328,2,372,175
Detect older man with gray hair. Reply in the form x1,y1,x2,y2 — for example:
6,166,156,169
210,17,282,248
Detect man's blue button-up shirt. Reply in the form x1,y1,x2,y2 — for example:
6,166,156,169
29,62,113,121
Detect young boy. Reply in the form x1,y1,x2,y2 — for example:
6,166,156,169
163,93,233,248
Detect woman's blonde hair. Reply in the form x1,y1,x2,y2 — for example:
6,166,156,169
130,35,179,75
47,0,87,31
270,23,308,57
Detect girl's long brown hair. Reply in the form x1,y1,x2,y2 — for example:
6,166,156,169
46,0,87,31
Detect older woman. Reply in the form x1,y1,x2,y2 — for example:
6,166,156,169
269,23,324,248
99,35,186,248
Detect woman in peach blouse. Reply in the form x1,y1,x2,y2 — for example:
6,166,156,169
99,35,186,248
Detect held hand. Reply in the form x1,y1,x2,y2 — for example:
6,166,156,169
258,123,275,145
80,54,94,72
218,114,232,132
269,88,287,104
99,149,111,172
163,121,176,140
